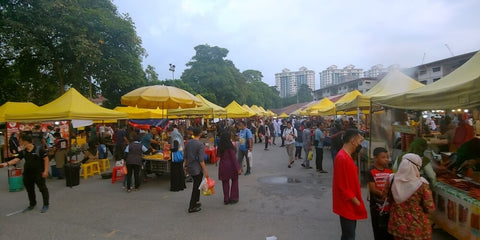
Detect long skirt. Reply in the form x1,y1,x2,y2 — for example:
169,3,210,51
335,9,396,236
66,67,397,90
170,161,186,191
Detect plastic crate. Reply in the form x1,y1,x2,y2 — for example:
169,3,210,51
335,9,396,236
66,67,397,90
147,160,171,173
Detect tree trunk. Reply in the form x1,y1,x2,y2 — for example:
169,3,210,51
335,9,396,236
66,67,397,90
54,61,65,94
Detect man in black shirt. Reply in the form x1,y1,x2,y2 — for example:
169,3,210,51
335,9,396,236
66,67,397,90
1,133,50,213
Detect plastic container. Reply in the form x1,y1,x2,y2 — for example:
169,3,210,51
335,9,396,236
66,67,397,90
8,168,23,192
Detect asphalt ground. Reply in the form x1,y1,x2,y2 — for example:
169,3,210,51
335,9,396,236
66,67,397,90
0,141,456,240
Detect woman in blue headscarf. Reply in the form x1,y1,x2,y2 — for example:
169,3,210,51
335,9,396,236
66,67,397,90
169,124,186,192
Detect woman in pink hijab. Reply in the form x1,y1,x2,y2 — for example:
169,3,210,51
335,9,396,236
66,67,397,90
388,153,435,240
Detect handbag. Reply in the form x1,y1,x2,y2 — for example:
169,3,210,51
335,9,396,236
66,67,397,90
172,151,184,163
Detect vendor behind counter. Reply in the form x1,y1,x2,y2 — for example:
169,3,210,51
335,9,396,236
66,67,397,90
449,136,480,172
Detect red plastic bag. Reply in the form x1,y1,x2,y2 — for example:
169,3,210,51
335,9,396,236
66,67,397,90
206,177,215,189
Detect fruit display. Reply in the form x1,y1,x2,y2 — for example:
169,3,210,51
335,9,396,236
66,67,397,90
143,153,164,160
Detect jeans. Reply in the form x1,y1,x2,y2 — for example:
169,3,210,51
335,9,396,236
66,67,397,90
189,173,203,209
238,150,251,173
340,216,357,240
23,172,49,207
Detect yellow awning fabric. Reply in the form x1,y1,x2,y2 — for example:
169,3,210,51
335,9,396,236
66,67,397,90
278,112,289,118
336,70,425,112
250,105,265,117
258,106,268,116
114,106,169,119
169,94,226,118
374,51,480,110
242,104,258,117
308,97,336,116
6,88,128,121
266,110,277,117
225,101,255,118
0,102,39,122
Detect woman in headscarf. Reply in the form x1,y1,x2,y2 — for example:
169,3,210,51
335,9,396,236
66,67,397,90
217,131,241,204
388,153,435,240
169,124,186,192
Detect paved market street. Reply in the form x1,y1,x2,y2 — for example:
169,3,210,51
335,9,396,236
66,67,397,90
1,142,455,240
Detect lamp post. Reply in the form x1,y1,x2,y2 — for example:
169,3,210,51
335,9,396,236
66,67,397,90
169,63,175,80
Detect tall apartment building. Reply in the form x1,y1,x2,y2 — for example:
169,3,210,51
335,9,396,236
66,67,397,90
319,64,363,89
275,67,315,98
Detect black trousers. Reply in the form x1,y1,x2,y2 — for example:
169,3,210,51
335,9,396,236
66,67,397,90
295,146,302,158
264,136,270,149
315,148,324,171
126,164,141,189
23,172,49,207
370,208,394,240
189,173,203,209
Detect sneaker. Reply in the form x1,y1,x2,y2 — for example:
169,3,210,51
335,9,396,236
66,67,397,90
229,200,238,204
188,207,201,213
320,170,328,173
22,205,35,213
244,171,251,176
301,163,306,167
40,205,49,213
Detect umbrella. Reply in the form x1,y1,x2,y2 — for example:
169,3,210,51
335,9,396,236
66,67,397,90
121,85,202,109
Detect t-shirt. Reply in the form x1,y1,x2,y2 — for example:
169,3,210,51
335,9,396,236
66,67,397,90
315,128,324,148
332,149,368,220
141,133,153,149
185,139,205,176
55,138,68,150
238,128,252,152
19,145,47,174
367,167,393,212
282,127,297,145
31,131,43,147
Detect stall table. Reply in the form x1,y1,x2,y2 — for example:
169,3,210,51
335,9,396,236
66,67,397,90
142,155,171,174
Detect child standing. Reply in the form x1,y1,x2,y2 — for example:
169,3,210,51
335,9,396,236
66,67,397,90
367,147,394,240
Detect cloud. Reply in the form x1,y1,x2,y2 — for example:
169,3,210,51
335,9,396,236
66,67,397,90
114,0,480,87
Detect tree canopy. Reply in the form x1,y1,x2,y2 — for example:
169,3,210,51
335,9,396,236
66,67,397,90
1,1,296,111
0,0,146,107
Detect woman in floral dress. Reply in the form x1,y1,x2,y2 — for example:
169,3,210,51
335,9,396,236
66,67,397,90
388,153,435,240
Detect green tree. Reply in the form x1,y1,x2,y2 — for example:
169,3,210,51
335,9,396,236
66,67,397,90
181,44,247,106
0,0,146,107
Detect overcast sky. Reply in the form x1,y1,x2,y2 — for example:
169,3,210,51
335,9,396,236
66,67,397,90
113,0,480,89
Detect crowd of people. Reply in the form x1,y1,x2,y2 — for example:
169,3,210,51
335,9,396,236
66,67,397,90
1,115,444,239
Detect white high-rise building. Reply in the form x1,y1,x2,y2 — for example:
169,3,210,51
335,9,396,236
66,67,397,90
275,67,315,98
319,64,363,89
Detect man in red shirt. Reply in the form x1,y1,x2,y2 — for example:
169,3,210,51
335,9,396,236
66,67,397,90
332,129,367,240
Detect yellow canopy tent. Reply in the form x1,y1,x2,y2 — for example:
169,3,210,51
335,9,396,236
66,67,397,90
6,88,128,121
0,102,39,122
250,105,265,117
266,110,277,117
333,90,364,115
169,94,226,118
242,104,258,117
278,112,289,118
308,97,335,116
258,106,269,116
225,101,255,118
336,70,425,112
374,51,480,110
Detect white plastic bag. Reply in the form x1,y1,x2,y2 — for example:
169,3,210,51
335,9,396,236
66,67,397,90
248,151,253,167
198,177,208,191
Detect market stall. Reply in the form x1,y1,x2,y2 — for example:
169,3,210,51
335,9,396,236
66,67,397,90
372,51,480,240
